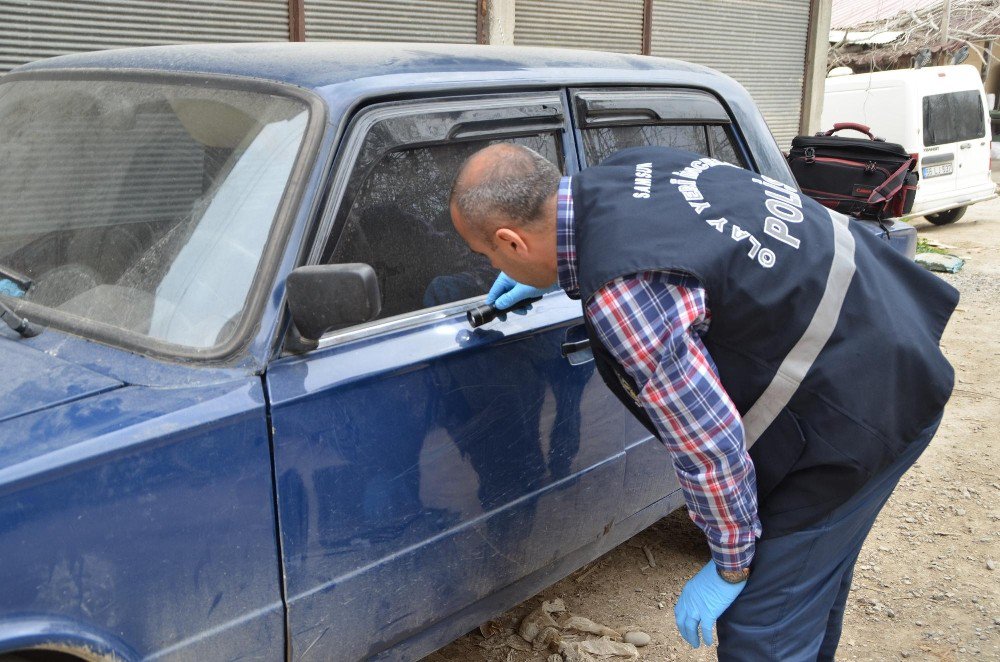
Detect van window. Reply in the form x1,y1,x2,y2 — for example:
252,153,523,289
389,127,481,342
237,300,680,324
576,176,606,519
923,90,985,147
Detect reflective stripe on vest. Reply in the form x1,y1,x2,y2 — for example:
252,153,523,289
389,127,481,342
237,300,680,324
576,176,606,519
742,209,858,447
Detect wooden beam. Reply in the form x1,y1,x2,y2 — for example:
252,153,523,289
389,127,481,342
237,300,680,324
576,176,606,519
642,0,653,55
477,0,487,45
800,0,833,138
288,0,306,42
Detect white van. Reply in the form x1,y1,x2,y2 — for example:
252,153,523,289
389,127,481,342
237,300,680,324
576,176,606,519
823,65,996,225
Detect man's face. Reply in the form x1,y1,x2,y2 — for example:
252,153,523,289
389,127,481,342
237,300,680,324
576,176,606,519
451,204,557,289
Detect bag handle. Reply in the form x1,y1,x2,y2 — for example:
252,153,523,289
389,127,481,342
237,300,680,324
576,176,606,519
820,122,878,140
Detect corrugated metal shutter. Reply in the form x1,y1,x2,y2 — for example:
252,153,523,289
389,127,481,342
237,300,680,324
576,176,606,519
515,0,644,54
0,0,289,74
304,0,477,43
651,0,810,148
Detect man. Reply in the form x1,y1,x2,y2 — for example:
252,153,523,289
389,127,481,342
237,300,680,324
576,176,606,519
449,143,957,660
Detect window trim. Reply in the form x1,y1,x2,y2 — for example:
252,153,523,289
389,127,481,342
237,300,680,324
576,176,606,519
299,92,568,350
312,294,499,349
0,68,327,364
312,289,567,350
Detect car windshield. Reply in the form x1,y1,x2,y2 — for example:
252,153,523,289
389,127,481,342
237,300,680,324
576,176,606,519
0,78,309,350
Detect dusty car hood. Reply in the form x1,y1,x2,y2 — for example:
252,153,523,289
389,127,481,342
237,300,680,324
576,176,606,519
0,337,124,423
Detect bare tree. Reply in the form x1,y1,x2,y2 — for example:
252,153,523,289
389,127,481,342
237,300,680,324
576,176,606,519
829,0,1000,71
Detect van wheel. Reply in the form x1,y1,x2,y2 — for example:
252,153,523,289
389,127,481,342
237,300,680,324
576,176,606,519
925,206,967,225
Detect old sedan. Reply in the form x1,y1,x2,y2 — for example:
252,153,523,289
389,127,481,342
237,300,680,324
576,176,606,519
0,43,915,661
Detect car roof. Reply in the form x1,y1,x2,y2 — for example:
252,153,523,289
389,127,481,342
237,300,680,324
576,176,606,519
14,41,717,91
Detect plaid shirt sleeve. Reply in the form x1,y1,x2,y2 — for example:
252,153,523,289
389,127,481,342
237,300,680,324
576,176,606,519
586,271,761,571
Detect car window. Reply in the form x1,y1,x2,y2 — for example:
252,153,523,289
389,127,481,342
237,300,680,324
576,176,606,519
572,89,745,167
325,133,562,321
707,125,743,166
582,123,744,167
923,90,985,147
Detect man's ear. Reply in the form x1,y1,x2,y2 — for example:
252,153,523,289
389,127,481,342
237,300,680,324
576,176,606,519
495,227,528,254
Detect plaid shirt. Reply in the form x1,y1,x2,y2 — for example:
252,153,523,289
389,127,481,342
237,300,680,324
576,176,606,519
557,176,761,571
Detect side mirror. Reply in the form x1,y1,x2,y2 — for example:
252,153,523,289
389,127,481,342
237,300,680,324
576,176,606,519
286,264,382,343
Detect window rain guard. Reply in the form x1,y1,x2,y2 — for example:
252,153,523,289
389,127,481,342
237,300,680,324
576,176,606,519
575,89,732,128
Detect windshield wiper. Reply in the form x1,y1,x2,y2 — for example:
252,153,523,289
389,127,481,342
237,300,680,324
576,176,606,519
0,300,40,338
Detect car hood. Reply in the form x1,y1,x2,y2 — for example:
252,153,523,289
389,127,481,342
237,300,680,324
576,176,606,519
0,337,124,423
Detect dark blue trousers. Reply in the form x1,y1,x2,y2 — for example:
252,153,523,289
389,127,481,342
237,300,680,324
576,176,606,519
716,415,941,661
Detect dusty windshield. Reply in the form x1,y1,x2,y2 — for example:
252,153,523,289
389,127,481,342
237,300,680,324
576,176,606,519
0,78,309,350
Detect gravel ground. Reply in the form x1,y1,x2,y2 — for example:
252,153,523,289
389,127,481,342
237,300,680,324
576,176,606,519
429,194,1000,662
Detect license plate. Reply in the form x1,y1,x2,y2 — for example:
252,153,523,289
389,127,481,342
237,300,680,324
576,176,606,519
922,163,954,178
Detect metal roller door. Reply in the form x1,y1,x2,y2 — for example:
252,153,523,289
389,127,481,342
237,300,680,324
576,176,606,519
304,0,477,43
651,0,810,148
515,0,644,54
0,0,289,74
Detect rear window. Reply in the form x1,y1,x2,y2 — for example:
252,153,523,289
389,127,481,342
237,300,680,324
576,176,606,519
581,124,743,167
923,90,985,147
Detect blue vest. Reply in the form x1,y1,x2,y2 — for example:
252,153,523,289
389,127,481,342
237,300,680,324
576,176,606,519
573,147,957,536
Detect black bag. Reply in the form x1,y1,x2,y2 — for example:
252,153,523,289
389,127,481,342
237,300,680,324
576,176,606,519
787,123,917,220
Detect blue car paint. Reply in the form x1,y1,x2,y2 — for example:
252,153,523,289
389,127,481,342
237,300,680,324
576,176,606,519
266,294,643,660
866,217,919,258
0,334,284,660
0,338,123,423
0,43,919,661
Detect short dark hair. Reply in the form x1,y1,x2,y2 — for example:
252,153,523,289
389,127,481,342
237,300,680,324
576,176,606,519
451,144,561,241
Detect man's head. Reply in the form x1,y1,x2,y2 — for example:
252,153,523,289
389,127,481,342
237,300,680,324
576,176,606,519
450,143,560,288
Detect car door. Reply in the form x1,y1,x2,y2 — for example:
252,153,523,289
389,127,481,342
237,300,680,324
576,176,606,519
265,92,632,661
568,87,753,520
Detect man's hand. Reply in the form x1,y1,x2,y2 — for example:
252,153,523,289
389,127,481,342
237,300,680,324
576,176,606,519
486,272,554,312
674,560,747,648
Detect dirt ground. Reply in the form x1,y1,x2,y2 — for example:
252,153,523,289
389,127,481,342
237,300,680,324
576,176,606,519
430,193,1000,661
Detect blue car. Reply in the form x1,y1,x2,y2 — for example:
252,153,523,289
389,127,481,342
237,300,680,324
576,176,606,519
0,43,916,661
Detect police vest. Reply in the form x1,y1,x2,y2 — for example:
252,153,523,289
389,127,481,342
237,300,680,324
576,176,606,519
573,147,958,536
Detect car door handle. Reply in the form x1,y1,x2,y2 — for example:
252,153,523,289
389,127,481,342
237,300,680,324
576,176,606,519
561,325,594,366
960,143,972,149
561,338,590,357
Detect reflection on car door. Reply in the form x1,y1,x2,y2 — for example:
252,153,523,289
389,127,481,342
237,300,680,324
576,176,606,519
570,87,751,520
265,94,634,660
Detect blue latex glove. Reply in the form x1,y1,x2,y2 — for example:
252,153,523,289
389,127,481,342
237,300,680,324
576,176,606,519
674,560,747,648
486,272,555,312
